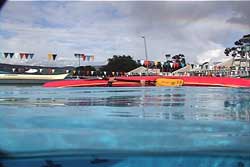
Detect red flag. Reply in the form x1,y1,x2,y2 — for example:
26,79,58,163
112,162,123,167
82,54,86,61
25,53,29,59
20,53,25,59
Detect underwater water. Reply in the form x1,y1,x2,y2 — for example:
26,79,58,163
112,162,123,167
0,86,249,167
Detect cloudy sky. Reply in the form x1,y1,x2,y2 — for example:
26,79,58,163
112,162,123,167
0,1,249,66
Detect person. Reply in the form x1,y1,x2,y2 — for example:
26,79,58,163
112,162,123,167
140,80,146,86
107,77,115,87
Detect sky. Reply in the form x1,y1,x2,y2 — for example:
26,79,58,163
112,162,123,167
0,1,250,67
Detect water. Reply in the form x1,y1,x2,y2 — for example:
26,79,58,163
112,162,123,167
0,86,249,167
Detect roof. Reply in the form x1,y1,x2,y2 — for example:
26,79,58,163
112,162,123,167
128,66,147,74
172,64,192,74
214,58,233,68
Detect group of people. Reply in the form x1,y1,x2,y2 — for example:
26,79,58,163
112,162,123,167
139,60,186,72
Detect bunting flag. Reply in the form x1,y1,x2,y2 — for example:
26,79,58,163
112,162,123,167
170,62,173,68
48,54,53,60
52,54,57,60
75,54,95,61
20,53,25,59
25,53,29,59
82,54,86,61
140,60,144,65
137,60,141,65
86,55,91,61
19,53,35,59
74,53,81,57
144,60,150,66
9,53,14,58
48,53,57,60
4,52,12,58
30,53,34,59
90,55,94,61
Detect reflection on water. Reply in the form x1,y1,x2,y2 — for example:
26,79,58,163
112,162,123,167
0,87,249,122
0,95,185,107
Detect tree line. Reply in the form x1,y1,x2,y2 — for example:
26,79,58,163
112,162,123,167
72,54,186,77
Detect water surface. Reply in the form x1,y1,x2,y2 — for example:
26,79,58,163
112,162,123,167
0,86,249,166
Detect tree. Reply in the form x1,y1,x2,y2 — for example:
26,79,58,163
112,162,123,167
225,34,250,57
75,66,96,72
224,34,250,70
101,55,139,72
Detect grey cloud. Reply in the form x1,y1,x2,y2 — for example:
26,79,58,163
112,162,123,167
0,1,249,66
227,2,250,27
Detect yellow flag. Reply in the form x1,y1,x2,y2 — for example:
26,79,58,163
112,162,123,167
48,54,52,60
91,55,94,61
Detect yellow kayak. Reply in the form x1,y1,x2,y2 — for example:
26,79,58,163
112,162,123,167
155,78,183,87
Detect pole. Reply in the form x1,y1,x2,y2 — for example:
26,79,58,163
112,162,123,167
142,36,149,75
78,55,80,67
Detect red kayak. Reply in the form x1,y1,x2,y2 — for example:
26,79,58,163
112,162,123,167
43,79,143,88
175,76,250,88
43,76,250,88
115,76,250,88
43,79,108,88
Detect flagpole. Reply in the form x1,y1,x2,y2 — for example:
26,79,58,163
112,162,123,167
142,36,149,75
78,55,80,67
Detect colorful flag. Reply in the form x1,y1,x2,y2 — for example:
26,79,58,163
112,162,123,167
25,53,29,59
9,53,14,58
137,60,141,65
170,62,173,68
74,53,80,57
81,54,86,61
48,54,53,60
29,53,34,59
52,54,57,60
86,55,90,61
4,53,9,58
20,53,25,59
140,60,144,65
144,60,149,66
90,55,94,61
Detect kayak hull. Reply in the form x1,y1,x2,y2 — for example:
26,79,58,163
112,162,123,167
115,76,250,88
43,76,250,88
43,79,108,88
43,80,142,88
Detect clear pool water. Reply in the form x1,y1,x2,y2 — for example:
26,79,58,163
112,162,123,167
0,86,249,167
